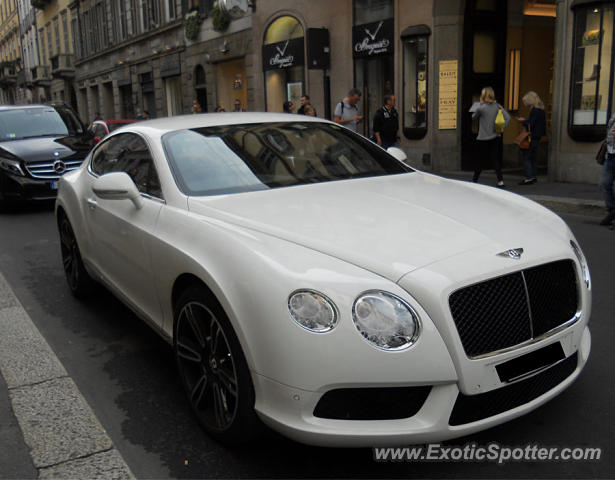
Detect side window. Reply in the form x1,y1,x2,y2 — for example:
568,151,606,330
90,135,127,175
90,134,162,198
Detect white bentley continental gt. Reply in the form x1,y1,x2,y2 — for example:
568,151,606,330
55,113,591,447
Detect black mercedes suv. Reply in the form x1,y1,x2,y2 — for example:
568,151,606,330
0,103,95,208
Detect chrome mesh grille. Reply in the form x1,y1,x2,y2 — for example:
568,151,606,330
449,260,579,358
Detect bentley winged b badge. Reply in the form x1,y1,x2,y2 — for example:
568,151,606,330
497,248,524,259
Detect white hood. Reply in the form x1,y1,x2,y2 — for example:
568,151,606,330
188,173,566,282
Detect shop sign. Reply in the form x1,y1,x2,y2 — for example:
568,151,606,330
352,18,394,58
439,60,458,129
262,37,305,71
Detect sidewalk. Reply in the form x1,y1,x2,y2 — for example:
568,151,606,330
440,170,605,217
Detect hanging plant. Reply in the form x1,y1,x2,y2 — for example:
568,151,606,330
211,2,231,32
184,10,202,41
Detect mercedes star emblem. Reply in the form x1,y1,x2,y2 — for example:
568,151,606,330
53,160,66,174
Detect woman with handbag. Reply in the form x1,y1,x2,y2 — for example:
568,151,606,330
472,86,510,188
599,112,615,227
516,91,546,185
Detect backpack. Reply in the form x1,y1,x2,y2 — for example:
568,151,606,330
495,107,506,133
337,101,345,116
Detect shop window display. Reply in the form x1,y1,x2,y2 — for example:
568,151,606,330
569,4,615,141
403,35,428,139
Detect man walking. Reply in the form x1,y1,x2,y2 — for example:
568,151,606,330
373,94,399,149
333,88,363,133
600,112,615,227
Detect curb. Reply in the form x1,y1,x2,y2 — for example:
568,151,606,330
0,271,135,479
526,195,604,217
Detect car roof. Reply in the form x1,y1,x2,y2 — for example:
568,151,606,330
125,112,332,136
0,104,56,111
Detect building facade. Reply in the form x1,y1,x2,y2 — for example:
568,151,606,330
250,0,615,184
70,0,252,123
0,0,611,185
0,0,21,103
30,0,76,105
16,0,40,103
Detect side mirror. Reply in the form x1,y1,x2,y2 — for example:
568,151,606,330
387,147,407,162
92,172,143,209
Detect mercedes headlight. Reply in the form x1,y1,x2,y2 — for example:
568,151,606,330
570,240,591,289
288,290,338,333
0,156,25,176
352,291,420,350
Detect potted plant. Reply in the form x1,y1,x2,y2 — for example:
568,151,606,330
184,10,202,41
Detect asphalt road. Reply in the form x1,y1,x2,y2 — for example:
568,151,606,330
0,202,613,479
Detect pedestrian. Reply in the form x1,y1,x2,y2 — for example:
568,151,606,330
333,88,363,133
517,91,546,185
304,105,316,117
471,86,511,188
283,101,294,113
93,112,102,122
233,99,245,112
599,111,615,227
142,110,151,120
297,95,316,116
215,105,225,112
191,99,202,113
372,94,399,149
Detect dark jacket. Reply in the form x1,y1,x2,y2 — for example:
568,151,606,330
523,107,546,139
373,105,399,143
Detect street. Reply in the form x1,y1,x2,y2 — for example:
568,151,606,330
0,201,613,479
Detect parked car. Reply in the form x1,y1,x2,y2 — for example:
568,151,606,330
88,119,138,142
55,113,591,447
0,103,95,209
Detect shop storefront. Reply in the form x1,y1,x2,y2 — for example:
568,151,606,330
262,15,305,113
353,0,394,137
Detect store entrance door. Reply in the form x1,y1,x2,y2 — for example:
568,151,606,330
461,1,507,170
355,55,394,138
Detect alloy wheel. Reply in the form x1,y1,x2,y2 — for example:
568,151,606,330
176,301,239,431
59,217,80,291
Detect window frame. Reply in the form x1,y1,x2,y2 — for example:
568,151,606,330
401,28,430,140
568,2,615,142
88,132,165,201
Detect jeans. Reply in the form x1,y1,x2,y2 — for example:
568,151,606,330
600,153,615,214
522,137,541,179
473,137,503,182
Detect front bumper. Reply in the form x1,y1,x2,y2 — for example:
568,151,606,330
252,326,590,447
0,171,58,201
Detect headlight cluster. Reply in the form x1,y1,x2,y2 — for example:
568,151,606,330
570,240,591,289
0,156,25,176
288,289,420,351
288,290,338,332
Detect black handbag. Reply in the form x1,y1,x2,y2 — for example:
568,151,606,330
596,141,607,165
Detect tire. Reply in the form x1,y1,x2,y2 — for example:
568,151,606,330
58,214,95,298
173,284,262,445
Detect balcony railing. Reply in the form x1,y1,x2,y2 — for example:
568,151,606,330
50,54,74,78
31,65,51,85
0,66,17,85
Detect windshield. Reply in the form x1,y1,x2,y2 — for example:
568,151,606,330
0,107,70,141
162,122,412,196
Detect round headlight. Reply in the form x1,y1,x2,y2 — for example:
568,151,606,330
288,290,338,333
570,240,591,289
352,291,420,350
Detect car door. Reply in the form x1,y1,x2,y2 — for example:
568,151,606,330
85,132,164,323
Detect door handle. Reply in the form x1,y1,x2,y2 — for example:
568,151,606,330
86,198,98,210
